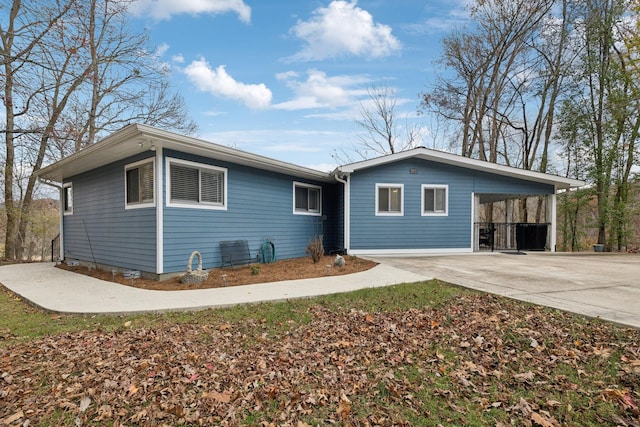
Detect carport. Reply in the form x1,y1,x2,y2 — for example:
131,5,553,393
334,147,585,256
473,193,555,252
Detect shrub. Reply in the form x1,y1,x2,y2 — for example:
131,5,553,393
250,264,261,275
305,235,324,264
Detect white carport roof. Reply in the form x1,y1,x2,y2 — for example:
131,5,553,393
37,124,333,183
334,147,585,190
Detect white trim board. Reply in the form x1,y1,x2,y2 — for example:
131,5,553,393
349,248,474,256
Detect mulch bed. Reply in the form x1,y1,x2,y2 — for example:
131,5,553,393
56,255,377,291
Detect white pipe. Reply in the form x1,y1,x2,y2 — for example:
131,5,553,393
155,146,164,274
549,192,557,252
333,173,350,253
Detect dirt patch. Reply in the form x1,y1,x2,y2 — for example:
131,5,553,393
57,255,377,291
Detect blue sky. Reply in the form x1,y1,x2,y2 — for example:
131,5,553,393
128,0,470,171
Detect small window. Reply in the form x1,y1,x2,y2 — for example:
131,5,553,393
63,183,73,215
125,159,155,208
422,184,448,216
293,182,321,215
167,158,227,210
376,184,403,216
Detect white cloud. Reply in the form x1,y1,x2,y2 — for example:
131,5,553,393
288,0,401,61
203,110,227,117
268,143,324,153
130,0,251,23
172,54,185,64
155,43,170,56
275,70,299,80
273,69,371,111
304,108,361,121
200,129,349,165
405,0,471,35
303,162,339,172
183,58,272,110
148,43,172,74
304,89,420,123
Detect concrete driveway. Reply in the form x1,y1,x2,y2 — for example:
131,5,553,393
369,252,640,328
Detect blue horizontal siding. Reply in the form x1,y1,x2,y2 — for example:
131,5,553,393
162,150,336,273
62,146,554,272
349,158,554,251
63,153,157,272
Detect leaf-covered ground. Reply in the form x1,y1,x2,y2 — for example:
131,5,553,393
1,283,639,426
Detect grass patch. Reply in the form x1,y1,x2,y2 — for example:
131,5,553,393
0,288,141,345
0,280,466,347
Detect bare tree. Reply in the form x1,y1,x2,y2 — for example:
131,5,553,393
422,0,580,224
335,85,423,163
422,0,554,167
1,0,72,259
74,0,197,149
48,0,197,156
1,0,197,260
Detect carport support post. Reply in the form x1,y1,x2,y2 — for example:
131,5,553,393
473,193,480,251
505,199,512,250
548,194,557,252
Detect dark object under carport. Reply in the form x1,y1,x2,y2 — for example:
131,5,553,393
515,223,548,251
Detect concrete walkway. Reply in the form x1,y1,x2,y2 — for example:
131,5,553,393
0,262,429,315
1,253,638,328
370,252,640,329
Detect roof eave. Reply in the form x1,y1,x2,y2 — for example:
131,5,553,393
37,124,333,183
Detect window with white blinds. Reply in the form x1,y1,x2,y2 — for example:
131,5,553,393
125,159,154,208
170,165,199,202
167,158,227,209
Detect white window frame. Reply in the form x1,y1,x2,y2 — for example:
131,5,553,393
166,157,227,210
63,182,73,215
422,184,449,216
375,183,404,216
124,158,156,210
293,181,322,216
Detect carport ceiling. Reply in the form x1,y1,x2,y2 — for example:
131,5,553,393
478,194,542,203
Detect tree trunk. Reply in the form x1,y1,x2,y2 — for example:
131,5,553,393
2,1,19,260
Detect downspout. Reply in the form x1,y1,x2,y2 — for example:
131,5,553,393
155,146,164,274
333,172,350,253
38,178,64,261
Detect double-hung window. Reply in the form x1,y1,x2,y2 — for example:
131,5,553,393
376,183,403,216
293,182,321,215
125,159,155,208
63,183,73,215
167,158,227,210
422,184,448,216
